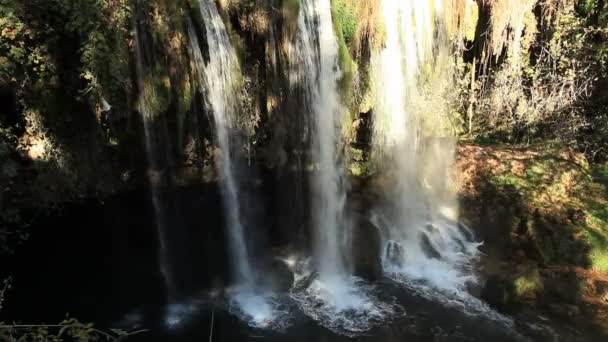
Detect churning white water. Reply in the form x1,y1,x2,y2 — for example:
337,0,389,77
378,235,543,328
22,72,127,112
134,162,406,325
289,258,401,336
188,0,285,328
374,0,482,300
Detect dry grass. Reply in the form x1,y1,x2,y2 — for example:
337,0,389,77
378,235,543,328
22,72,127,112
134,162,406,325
456,143,608,273
445,0,479,41
351,0,384,58
484,0,538,62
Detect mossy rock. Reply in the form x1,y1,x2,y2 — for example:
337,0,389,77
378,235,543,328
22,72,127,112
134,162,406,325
330,0,356,107
513,265,543,300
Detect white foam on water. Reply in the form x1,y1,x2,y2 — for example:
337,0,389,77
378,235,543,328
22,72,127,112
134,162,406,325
227,286,292,331
377,214,482,291
382,230,513,330
373,213,514,328
289,260,402,336
389,272,512,326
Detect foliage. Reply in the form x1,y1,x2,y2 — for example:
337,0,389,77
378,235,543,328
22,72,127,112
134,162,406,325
0,278,143,341
0,0,135,256
454,0,608,159
0,1,54,88
332,0,357,47
0,318,144,341
0,0,132,112
513,266,543,298
330,0,355,108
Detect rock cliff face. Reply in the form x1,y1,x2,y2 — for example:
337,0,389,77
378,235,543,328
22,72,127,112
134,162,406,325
0,0,389,228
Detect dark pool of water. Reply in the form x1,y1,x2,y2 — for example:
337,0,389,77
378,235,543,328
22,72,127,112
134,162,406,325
0,186,601,341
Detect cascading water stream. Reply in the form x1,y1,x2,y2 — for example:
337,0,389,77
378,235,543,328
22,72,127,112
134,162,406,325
373,0,487,313
288,0,397,335
301,0,347,284
192,0,252,289
133,3,202,328
132,4,175,300
188,0,288,329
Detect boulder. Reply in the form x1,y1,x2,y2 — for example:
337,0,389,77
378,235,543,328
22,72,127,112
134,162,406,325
352,218,383,281
267,257,295,292
481,275,513,312
420,232,442,260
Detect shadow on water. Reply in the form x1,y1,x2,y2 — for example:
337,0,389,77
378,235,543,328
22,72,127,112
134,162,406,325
0,185,227,324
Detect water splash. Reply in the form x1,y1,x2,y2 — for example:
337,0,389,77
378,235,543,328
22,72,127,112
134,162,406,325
379,218,482,291
289,258,402,336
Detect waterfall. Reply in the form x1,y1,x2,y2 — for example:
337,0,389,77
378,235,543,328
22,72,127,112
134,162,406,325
298,0,347,283
373,0,481,295
190,0,252,288
288,0,397,335
188,0,287,329
132,4,175,299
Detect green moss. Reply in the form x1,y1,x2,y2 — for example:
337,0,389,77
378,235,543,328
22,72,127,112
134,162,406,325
513,266,543,298
350,147,365,162
489,146,608,273
349,160,375,177
188,0,203,21
178,77,193,116
332,0,357,47
580,161,608,272
495,172,525,189
282,0,300,16
330,0,355,110
583,225,608,273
